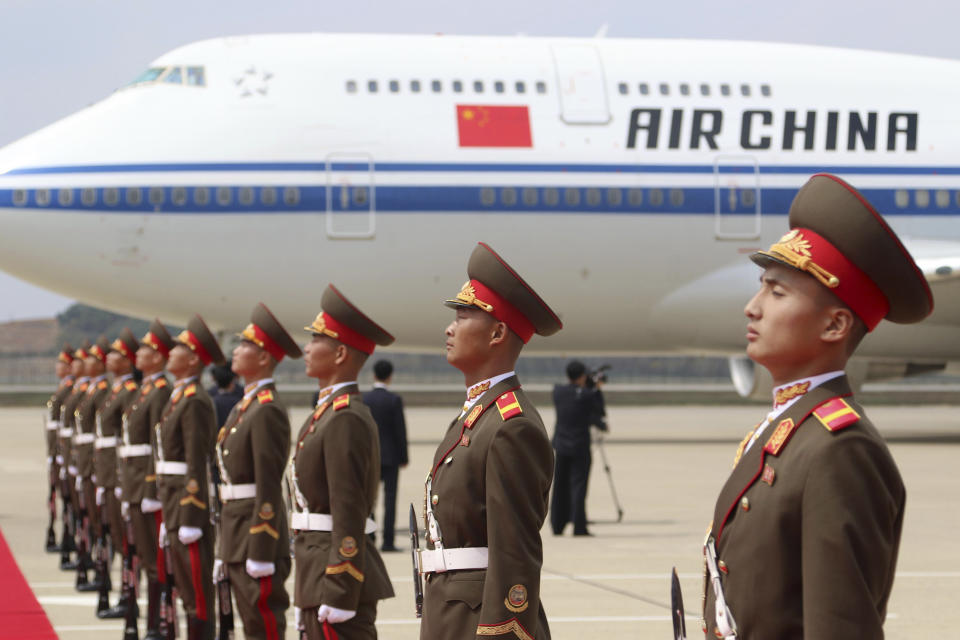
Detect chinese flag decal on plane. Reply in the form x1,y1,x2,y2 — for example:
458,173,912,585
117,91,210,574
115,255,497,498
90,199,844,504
456,105,532,147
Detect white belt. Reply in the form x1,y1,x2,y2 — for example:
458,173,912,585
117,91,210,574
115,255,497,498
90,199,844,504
291,512,377,534
95,436,118,449
55,455,64,465
219,483,257,501
46,420,59,431
156,460,187,475
73,433,96,445
418,547,489,573
59,428,74,438
67,465,79,476
119,444,152,458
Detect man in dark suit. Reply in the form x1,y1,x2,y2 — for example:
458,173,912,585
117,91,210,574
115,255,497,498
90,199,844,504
550,361,606,536
362,360,408,552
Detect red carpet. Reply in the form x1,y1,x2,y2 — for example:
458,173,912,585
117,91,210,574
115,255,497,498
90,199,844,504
0,528,57,639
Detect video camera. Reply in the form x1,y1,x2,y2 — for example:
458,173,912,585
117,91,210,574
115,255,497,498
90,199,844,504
585,364,611,388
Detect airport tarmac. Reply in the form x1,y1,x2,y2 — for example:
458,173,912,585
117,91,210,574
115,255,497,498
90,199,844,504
3,403,958,639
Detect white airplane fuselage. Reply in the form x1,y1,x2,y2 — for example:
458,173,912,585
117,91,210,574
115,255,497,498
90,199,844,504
1,34,959,362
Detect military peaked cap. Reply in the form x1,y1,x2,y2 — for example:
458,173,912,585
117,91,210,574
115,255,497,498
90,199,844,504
141,319,176,358
58,343,74,364
176,314,226,367
112,328,139,361
304,284,394,355
74,339,91,360
240,302,302,361
88,335,112,362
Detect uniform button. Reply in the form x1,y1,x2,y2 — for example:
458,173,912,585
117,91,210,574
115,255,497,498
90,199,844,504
298,442,304,449
230,427,237,434
741,497,750,511
224,449,229,456
718,560,728,574
444,457,453,464
431,495,439,505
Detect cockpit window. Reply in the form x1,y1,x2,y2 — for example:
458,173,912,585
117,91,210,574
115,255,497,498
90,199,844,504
163,67,183,84
186,67,205,86
126,65,206,88
130,67,165,86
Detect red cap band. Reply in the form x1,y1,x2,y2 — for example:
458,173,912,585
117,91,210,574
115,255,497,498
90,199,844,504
250,324,287,362
90,345,107,363
143,332,170,358
796,228,890,331
469,279,536,343
318,312,376,355
112,338,133,360
59,351,74,364
180,330,214,366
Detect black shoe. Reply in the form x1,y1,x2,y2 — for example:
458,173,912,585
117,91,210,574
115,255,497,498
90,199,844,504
573,530,593,537
60,558,78,571
381,544,400,552
98,602,129,619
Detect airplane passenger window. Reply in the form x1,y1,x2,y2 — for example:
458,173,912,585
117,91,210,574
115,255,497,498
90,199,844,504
515,81,526,94
453,80,463,93
239,187,254,206
57,189,74,207
544,188,559,207
494,81,505,94
627,188,643,207
353,186,368,206
431,80,442,92
670,189,685,207
186,67,205,87
659,83,669,96
216,187,231,206
480,188,496,206
618,83,628,95
473,80,484,93
368,80,378,93
639,83,650,95
760,84,771,97
193,187,210,206
679,84,690,96
12,189,26,206
649,188,664,206
104,188,119,206
564,188,580,206
915,189,930,209
606,188,622,206
700,84,710,96
283,187,300,206
389,80,400,93
501,188,517,206
936,189,950,208
149,187,165,206
172,187,188,207
585,188,601,206
164,67,183,84
522,188,538,205
720,84,731,96
126,188,142,206
36,189,51,206
411,80,422,93
346,80,358,93
536,81,547,94
740,84,751,97
81,189,96,206
261,187,277,206
894,189,909,208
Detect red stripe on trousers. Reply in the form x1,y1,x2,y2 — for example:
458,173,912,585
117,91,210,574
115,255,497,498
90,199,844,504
153,511,166,585
188,542,207,621
257,576,279,640
322,620,339,640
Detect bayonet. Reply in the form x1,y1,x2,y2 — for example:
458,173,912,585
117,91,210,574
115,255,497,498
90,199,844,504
671,567,686,640
409,503,423,618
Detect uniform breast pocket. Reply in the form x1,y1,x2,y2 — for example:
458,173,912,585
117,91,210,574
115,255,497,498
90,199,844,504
443,573,484,610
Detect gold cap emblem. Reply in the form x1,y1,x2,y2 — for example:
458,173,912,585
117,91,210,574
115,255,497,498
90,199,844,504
303,313,340,339
757,229,840,288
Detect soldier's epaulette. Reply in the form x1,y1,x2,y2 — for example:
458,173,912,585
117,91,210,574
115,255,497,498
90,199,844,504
813,397,860,432
495,391,523,421
257,389,274,405
78,382,89,392
333,394,350,411
65,378,74,387
155,378,168,389
97,380,108,390
184,384,197,398
124,380,137,392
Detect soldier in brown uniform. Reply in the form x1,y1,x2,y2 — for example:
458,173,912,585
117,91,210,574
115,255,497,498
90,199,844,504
45,343,75,553
213,303,302,640
74,336,112,591
701,174,934,640
59,340,91,572
418,242,562,640
94,328,141,618
293,284,395,640
122,320,174,639
155,315,225,640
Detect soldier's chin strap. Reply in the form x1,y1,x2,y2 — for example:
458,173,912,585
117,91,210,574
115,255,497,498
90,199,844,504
704,538,737,639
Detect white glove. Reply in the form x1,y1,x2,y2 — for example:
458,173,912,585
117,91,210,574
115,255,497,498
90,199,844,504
178,526,203,545
158,521,167,545
75,476,83,492
91,474,97,484
317,604,356,624
141,497,162,513
59,467,66,480
114,487,122,499
121,501,130,520
213,559,225,584
295,607,304,630
245,559,276,578
55,455,64,465
95,487,105,506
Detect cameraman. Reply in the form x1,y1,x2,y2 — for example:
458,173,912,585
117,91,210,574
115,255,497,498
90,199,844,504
550,360,607,536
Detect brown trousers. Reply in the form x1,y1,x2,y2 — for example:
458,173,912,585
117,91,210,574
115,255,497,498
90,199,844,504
81,477,101,538
228,561,291,640
130,505,160,582
302,600,378,640
168,526,215,623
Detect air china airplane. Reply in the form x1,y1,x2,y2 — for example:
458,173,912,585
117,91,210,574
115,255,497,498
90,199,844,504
1,33,959,396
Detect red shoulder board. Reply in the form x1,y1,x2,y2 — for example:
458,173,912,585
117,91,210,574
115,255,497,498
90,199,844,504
65,379,74,387
78,382,89,392
333,394,350,411
124,380,137,391
495,391,523,421
184,384,197,398
763,418,799,456
813,398,860,432
464,404,483,428
155,378,168,389
97,380,108,390
257,389,274,405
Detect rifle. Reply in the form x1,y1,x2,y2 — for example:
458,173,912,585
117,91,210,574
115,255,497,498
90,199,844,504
44,414,58,553
93,513,112,614
211,466,234,640
75,482,93,590
122,517,140,639
58,472,77,570
408,504,423,618
670,567,686,640
157,533,177,640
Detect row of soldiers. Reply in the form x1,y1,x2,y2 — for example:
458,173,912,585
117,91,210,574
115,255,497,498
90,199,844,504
42,172,933,640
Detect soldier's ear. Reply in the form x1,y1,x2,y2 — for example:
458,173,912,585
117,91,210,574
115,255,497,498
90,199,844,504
333,343,349,366
821,306,856,346
488,320,509,347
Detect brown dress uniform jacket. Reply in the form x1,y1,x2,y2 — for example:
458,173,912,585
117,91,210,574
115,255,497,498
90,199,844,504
703,375,904,640
95,375,139,490
216,382,290,564
155,380,216,530
421,376,553,640
292,386,394,612
47,377,74,467
120,374,171,503
75,376,110,479
60,378,89,474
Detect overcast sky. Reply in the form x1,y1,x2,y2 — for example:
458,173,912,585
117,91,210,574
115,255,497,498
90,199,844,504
1,0,957,321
